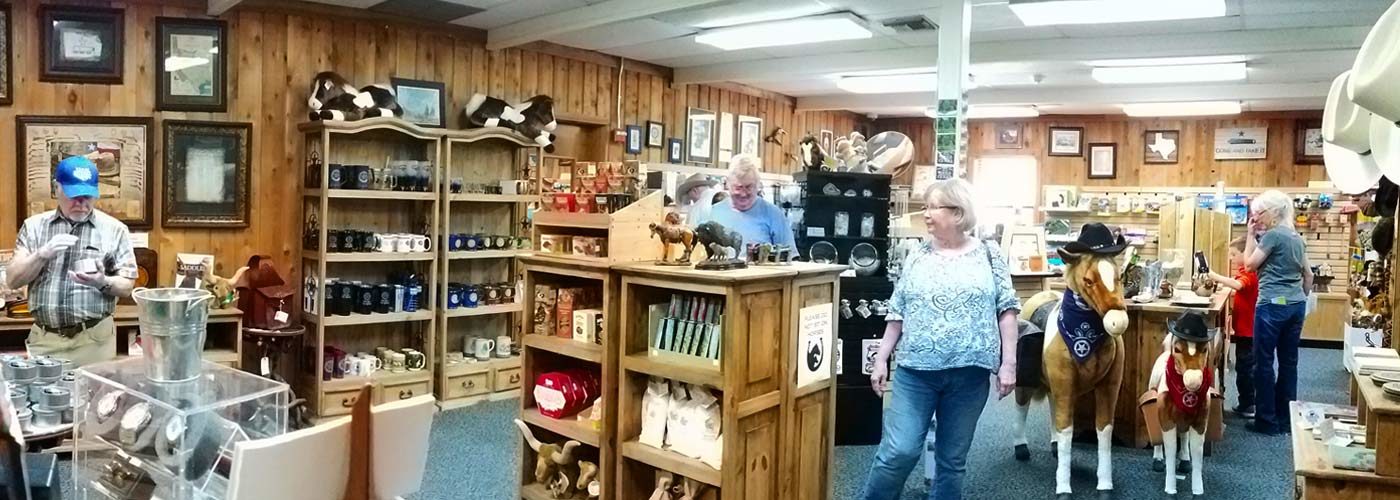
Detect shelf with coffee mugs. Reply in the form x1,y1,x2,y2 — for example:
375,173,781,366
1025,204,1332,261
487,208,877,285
443,302,522,318
446,248,532,260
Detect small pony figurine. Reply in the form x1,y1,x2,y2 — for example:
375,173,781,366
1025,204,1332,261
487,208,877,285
1148,312,1217,498
649,212,696,265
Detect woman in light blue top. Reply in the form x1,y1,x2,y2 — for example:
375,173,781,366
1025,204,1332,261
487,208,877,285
1242,190,1312,435
860,179,1020,500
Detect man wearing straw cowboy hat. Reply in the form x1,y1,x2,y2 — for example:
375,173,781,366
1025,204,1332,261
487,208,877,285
675,172,719,228
7,156,136,367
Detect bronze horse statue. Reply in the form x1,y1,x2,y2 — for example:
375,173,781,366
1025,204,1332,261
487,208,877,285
649,212,696,265
1011,223,1130,500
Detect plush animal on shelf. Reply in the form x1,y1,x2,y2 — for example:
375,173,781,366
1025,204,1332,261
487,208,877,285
693,221,745,270
514,95,559,153
463,93,525,129
356,84,403,119
650,212,697,265
307,71,370,121
1011,223,1131,500
514,418,581,494
575,460,600,499
1147,313,1217,499
798,134,826,171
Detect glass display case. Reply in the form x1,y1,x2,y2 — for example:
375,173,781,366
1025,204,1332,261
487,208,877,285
73,358,290,499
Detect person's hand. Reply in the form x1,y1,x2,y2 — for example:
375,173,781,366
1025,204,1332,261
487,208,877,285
870,359,890,395
996,364,1016,399
68,270,107,290
36,234,78,260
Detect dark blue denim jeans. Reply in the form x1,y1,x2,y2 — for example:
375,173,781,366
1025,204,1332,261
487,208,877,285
860,366,990,500
1252,301,1305,432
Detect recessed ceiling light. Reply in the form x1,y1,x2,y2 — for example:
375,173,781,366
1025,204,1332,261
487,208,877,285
1009,0,1226,26
1092,62,1246,84
838,73,937,94
693,3,832,29
1121,101,1241,117
1089,55,1246,67
695,13,873,51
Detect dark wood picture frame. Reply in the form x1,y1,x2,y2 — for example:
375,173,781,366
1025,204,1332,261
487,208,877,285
1143,129,1180,164
646,120,664,148
687,107,715,165
1088,142,1117,179
625,125,642,155
16,115,154,228
1295,118,1324,165
390,77,447,128
1048,126,1084,157
161,120,252,228
156,17,227,112
667,138,683,163
40,6,124,84
0,3,13,105
994,123,1023,149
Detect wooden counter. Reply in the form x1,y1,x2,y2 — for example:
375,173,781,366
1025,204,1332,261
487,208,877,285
1291,401,1400,499
0,306,243,367
1353,370,1400,478
1116,293,1228,448
1303,292,1350,343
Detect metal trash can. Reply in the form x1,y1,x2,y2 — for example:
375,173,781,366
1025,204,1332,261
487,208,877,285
132,288,212,383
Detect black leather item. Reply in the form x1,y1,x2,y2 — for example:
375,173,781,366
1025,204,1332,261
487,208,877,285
39,317,106,338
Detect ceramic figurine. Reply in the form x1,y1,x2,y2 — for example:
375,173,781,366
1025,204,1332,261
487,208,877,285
514,419,581,490
650,212,696,266
693,221,746,270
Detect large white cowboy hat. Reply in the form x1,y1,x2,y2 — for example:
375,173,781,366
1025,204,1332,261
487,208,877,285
1322,71,1382,194
1349,0,1400,123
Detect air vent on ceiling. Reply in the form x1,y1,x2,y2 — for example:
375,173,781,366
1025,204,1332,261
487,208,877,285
881,15,937,33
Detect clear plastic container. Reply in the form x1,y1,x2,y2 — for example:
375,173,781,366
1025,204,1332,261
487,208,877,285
73,358,290,499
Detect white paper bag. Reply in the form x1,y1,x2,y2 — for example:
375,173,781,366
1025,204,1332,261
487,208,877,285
639,377,670,448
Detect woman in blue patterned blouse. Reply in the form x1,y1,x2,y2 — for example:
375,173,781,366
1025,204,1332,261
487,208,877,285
860,178,1021,500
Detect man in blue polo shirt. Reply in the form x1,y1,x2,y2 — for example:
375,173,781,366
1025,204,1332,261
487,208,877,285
701,154,795,248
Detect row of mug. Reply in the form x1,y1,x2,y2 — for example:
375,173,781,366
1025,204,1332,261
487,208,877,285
324,346,427,380
318,230,434,253
445,336,514,363
447,233,528,252
321,279,424,316
324,161,436,192
445,282,517,309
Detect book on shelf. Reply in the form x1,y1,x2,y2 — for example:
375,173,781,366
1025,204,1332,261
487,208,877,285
648,292,723,363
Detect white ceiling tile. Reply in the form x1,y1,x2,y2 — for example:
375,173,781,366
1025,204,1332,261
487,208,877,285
1054,16,1244,38
606,36,726,61
547,19,695,51
1243,10,1386,29
301,0,386,8
754,36,906,59
451,0,588,29
1240,0,1388,16
437,0,512,8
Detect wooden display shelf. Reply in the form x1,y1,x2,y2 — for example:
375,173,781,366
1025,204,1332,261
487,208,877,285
1353,370,1400,477
443,302,522,318
620,441,721,487
622,353,721,388
521,407,602,447
532,191,665,264
449,193,538,203
520,483,555,500
534,211,612,229
305,310,434,326
1290,401,1400,499
441,356,518,377
524,334,604,363
304,252,435,263
303,189,437,201
322,369,432,392
447,249,532,260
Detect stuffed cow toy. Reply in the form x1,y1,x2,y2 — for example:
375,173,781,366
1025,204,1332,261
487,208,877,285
514,95,558,153
306,71,402,122
463,93,525,129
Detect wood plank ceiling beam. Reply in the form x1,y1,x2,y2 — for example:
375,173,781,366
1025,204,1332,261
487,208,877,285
487,0,726,51
207,0,245,15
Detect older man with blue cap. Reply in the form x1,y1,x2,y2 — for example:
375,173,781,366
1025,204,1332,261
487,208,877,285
7,155,137,366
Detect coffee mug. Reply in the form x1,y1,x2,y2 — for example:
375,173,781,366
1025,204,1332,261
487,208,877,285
328,164,347,189
353,164,372,190
471,338,496,361
412,235,432,252
495,336,512,358
449,234,467,251
389,351,406,372
376,234,399,253
404,349,426,371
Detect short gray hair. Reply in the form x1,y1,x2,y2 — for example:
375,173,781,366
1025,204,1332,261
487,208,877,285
727,154,761,184
1252,190,1294,227
924,178,978,233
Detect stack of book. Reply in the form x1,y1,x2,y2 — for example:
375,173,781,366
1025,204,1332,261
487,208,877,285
648,293,723,363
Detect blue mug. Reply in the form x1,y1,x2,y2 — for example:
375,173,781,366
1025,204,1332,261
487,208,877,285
464,285,480,308
449,234,467,251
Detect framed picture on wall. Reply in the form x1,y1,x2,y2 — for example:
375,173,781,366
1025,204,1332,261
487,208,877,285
1296,119,1324,164
820,130,834,154
1143,129,1180,164
0,4,12,105
390,78,447,128
162,120,251,228
1048,126,1084,156
625,125,642,155
687,107,715,164
1214,127,1268,160
719,112,735,162
995,123,1023,149
40,6,124,84
737,115,762,157
16,116,154,228
668,138,683,164
1088,142,1117,179
156,17,227,112
646,121,664,149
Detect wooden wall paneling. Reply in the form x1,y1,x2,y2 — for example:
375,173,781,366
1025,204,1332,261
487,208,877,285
537,55,553,110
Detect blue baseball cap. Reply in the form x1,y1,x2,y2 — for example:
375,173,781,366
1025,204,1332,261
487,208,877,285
55,156,100,199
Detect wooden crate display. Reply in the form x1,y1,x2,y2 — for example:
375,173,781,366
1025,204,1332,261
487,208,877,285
532,191,665,265
611,262,843,500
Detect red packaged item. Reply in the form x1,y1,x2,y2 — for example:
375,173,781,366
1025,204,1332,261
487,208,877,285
534,371,595,419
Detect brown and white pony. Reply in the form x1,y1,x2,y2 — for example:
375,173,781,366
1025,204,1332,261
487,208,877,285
1148,332,1217,498
1012,247,1129,500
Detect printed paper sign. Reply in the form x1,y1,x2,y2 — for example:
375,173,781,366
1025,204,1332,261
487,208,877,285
835,342,843,376
1214,127,1268,160
797,303,833,388
862,339,882,375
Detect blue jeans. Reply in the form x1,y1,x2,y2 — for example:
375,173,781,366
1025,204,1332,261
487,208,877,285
1252,301,1305,431
860,366,990,500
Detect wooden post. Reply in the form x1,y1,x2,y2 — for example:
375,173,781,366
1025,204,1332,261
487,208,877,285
343,384,375,500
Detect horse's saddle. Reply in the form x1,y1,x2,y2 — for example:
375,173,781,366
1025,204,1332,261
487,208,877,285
1015,298,1060,388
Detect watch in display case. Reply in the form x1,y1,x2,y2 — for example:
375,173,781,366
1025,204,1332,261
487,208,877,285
118,402,155,449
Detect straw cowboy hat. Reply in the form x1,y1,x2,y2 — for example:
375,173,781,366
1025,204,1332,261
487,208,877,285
1322,71,1383,193
674,173,717,205
1351,0,1400,182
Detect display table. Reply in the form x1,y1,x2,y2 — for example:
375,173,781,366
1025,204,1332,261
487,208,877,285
1290,401,1400,499
0,306,243,368
1353,370,1400,477
1115,294,1228,448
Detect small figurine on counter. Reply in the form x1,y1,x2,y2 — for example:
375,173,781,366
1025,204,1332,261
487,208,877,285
650,212,696,266
693,221,746,270
515,419,581,496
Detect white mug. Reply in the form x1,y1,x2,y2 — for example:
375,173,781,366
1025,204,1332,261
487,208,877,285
376,234,399,253
356,355,382,376
412,235,432,253
496,336,512,358
471,338,496,361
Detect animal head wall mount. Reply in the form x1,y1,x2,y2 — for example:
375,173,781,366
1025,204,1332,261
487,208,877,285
798,134,826,171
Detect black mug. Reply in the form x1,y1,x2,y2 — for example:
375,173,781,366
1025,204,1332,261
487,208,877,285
355,284,375,315
327,229,343,252
328,164,347,189
375,284,394,314
332,281,353,316
353,165,372,190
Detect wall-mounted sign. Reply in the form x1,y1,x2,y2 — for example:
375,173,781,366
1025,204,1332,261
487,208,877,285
1214,127,1268,160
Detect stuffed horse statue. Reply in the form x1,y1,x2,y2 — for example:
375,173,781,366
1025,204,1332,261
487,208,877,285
463,93,525,129
1147,312,1216,498
514,95,559,152
307,71,373,121
1011,223,1131,500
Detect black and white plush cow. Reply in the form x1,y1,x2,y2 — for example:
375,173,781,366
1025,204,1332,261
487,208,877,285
359,84,403,119
307,71,372,121
514,95,558,152
463,93,525,129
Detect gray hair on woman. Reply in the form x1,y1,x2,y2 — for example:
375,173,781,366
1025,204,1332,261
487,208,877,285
1251,189,1295,227
924,178,978,234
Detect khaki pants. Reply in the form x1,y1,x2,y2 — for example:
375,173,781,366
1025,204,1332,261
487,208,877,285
27,317,118,368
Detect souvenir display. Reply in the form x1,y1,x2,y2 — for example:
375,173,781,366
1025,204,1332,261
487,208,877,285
532,370,601,419
650,212,697,265
649,292,724,362
746,243,794,265
693,221,747,270
315,230,434,253
810,241,838,264
321,273,423,316
833,211,850,237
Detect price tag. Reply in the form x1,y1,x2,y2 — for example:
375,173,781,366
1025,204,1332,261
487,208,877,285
274,311,289,323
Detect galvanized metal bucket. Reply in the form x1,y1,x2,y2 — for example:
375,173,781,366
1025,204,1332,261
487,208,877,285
132,288,212,383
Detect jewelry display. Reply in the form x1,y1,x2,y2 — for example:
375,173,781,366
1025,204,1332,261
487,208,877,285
834,211,849,237
840,299,853,319
821,183,841,196
843,189,858,197
118,402,155,449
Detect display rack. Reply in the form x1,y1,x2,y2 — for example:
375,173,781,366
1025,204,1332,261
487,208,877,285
531,191,665,264
0,306,242,368
435,127,542,407
518,255,619,499
299,119,441,418
612,262,844,499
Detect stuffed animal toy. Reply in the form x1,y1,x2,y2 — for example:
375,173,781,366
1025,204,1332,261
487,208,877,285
357,84,403,119
202,266,247,310
848,131,870,171
307,71,372,121
798,134,826,171
833,137,854,171
514,95,559,152
463,93,525,129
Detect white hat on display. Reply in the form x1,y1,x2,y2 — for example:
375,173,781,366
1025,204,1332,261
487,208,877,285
1369,114,1400,180
1322,71,1382,194
1349,0,1400,123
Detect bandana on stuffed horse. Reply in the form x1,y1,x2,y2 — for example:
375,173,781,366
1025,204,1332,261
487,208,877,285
1057,289,1109,363
1165,355,1213,416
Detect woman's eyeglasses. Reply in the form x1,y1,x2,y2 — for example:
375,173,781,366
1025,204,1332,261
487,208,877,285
926,205,959,212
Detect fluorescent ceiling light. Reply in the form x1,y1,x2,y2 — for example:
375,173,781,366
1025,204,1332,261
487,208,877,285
1092,62,1246,84
1009,0,1226,26
1121,101,1241,117
951,106,1041,119
838,72,937,94
970,73,1042,88
695,14,873,51
693,3,832,29
1090,55,1245,67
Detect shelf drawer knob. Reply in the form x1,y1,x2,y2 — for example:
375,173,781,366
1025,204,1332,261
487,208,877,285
509,374,520,383
341,397,356,408
464,380,475,389
399,390,413,400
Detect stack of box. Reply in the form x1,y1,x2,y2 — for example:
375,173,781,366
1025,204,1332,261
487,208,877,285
532,285,604,346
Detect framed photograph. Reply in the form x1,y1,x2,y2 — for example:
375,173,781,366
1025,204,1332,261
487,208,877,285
1143,129,1180,164
156,17,226,112
820,130,834,154
737,115,762,156
995,123,1023,149
1048,127,1084,156
1088,142,1117,179
625,125,642,155
16,116,153,228
162,121,251,227
667,138,683,164
687,107,715,164
40,6,123,84
646,121,664,149
0,4,12,105
1296,119,1324,164
390,77,446,128
1214,126,1268,160
1000,226,1049,275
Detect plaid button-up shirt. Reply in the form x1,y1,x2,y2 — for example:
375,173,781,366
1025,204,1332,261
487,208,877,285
16,209,137,329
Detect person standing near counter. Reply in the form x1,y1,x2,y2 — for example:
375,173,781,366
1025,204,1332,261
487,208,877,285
1241,190,1312,435
6,156,137,367
701,154,795,247
1207,237,1259,418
